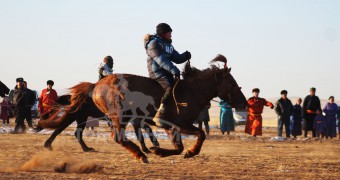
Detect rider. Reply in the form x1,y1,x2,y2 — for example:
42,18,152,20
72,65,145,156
144,23,191,127
98,55,114,80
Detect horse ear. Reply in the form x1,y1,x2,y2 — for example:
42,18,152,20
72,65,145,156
229,68,231,72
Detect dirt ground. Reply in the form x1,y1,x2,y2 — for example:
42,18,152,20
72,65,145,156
0,125,339,179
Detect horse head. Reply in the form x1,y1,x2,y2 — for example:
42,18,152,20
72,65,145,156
209,54,247,110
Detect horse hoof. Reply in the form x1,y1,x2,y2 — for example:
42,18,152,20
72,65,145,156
142,148,151,154
184,150,195,159
153,141,160,147
44,144,53,151
140,157,149,164
84,148,96,152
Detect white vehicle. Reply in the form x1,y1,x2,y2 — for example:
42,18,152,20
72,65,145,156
233,108,248,125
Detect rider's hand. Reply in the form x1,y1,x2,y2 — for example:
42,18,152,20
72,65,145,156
175,73,180,80
184,51,191,60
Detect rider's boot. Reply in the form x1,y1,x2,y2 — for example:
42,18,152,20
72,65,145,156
153,103,166,128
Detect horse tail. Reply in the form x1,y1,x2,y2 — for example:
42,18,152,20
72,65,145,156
65,82,95,113
36,82,95,130
37,110,68,129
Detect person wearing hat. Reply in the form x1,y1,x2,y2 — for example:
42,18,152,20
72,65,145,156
12,77,27,133
144,23,191,127
302,87,321,138
38,80,58,120
323,96,337,139
274,90,293,138
245,88,274,137
22,81,36,128
98,55,114,80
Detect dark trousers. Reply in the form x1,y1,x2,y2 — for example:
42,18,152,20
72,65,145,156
304,129,316,138
25,107,33,127
156,76,175,105
14,107,26,132
278,118,290,137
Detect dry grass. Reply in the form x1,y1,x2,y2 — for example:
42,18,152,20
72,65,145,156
0,126,339,179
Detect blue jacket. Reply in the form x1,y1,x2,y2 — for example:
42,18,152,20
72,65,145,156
145,35,188,79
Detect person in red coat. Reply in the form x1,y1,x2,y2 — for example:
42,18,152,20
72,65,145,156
38,80,58,120
245,88,274,137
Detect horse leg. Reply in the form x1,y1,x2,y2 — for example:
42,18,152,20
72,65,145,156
132,118,150,153
204,120,210,135
111,118,148,163
141,120,160,147
74,118,95,152
150,127,184,157
180,125,206,158
44,114,76,150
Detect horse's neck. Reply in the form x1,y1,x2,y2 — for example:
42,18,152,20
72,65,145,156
182,78,216,109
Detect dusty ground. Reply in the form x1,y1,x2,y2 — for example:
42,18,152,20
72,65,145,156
0,123,339,180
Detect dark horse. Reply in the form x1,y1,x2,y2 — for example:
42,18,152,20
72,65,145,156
37,93,160,153
62,54,246,163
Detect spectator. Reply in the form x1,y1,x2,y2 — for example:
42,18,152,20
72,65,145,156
38,80,58,120
219,100,234,135
85,116,99,135
12,77,27,133
323,96,337,139
313,110,325,138
195,102,211,135
337,106,340,139
98,55,114,80
274,90,293,138
23,81,36,128
245,88,274,137
290,98,303,138
0,96,13,127
302,87,321,138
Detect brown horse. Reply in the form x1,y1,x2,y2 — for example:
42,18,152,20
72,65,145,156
37,94,160,153
64,54,247,163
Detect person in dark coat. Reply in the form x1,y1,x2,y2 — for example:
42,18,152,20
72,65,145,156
144,23,191,127
313,110,325,138
23,81,36,128
195,102,211,135
275,90,293,138
337,106,340,139
290,98,303,138
323,96,337,139
302,87,321,138
12,77,27,133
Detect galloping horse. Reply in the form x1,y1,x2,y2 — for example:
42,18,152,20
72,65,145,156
60,54,246,163
37,94,160,153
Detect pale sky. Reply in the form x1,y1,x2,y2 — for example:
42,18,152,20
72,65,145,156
0,0,339,100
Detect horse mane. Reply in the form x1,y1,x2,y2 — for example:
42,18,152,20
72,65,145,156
182,54,228,81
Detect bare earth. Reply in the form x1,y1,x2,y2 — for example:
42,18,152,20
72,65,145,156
0,123,339,180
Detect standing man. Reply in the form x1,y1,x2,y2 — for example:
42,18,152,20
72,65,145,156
337,105,340,139
23,81,36,128
144,23,191,127
245,88,274,137
274,90,293,138
38,80,58,120
302,87,321,138
12,77,27,133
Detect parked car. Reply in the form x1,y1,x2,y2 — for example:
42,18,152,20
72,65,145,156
31,90,39,118
233,108,248,125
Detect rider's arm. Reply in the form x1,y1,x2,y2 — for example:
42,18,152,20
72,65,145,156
102,64,113,76
171,50,188,64
147,40,180,76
